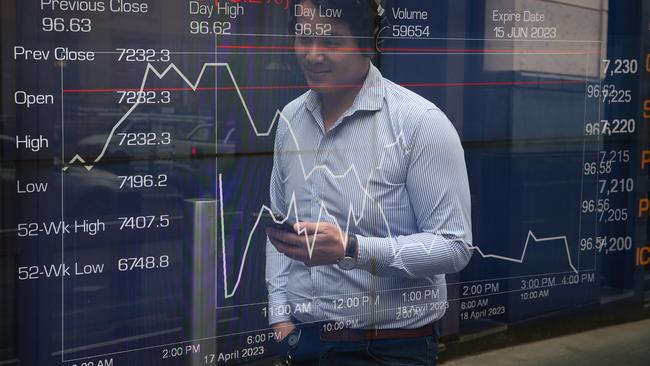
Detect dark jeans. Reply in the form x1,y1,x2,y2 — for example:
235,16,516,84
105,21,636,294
277,321,438,366
318,336,438,366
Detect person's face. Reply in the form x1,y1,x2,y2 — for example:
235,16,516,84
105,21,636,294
294,0,370,94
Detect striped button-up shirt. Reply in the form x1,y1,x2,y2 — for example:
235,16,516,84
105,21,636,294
266,63,472,329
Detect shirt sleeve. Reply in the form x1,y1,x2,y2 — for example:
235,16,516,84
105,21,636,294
355,109,473,278
265,118,293,325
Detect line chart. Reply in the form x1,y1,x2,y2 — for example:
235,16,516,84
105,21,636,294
470,231,578,273
8,0,641,363
61,61,587,170
218,174,579,299
61,62,580,300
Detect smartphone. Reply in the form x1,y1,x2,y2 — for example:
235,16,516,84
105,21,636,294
253,211,296,232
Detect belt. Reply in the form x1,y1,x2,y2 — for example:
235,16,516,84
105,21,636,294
319,323,436,342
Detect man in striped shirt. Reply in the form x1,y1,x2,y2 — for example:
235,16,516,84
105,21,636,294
265,0,472,364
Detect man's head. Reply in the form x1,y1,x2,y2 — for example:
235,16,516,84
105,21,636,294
290,0,384,94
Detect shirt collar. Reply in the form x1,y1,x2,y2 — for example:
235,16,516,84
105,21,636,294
304,63,385,115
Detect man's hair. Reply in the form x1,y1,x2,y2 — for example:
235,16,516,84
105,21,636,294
289,0,386,52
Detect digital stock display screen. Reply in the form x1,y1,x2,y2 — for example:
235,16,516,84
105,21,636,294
1,1,649,365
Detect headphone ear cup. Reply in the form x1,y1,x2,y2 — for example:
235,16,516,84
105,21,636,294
374,7,390,52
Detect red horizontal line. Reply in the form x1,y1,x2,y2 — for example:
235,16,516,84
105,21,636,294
405,80,586,87
63,80,586,94
216,44,596,55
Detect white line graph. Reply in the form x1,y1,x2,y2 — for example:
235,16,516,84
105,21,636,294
63,62,276,171
218,174,579,299
469,231,578,273
61,62,580,299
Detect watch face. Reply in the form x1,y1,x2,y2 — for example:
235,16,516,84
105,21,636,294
338,257,356,271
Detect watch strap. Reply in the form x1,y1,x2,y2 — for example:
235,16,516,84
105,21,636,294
345,234,358,259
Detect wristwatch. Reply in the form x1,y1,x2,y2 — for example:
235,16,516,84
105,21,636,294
338,234,358,271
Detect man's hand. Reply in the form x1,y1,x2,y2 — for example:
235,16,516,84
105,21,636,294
266,221,347,266
272,321,296,343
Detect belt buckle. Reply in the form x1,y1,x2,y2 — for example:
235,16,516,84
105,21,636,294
364,328,380,341
282,328,301,366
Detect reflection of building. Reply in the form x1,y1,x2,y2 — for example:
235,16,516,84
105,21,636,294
381,0,641,354
1,0,648,364
484,0,607,77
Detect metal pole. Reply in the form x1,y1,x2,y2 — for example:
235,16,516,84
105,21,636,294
184,199,217,364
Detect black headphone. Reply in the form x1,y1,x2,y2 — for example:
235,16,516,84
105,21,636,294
372,0,391,54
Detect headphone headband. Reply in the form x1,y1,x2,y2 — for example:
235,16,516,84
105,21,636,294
374,0,385,17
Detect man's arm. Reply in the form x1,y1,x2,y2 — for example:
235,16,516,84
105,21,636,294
265,120,293,327
356,108,473,278
267,109,472,279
